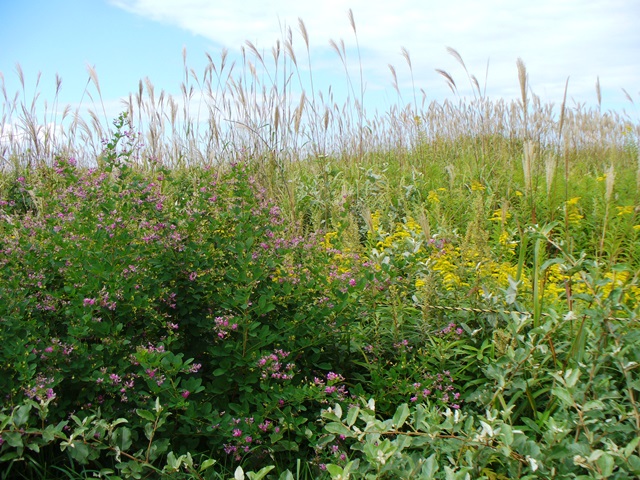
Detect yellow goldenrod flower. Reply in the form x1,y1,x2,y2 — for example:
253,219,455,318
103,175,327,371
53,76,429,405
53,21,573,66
427,190,440,203
415,278,426,288
616,205,634,216
322,231,338,249
471,181,485,192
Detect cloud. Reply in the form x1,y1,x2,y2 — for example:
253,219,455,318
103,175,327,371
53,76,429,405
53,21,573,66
108,0,639,111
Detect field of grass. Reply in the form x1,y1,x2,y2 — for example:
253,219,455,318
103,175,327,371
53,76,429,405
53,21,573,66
1,21,639,480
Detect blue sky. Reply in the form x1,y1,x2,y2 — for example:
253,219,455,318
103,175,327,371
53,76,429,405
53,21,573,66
1,0,639,127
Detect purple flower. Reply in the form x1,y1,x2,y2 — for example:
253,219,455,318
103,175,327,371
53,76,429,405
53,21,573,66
181,390,190,399
232,429,242,437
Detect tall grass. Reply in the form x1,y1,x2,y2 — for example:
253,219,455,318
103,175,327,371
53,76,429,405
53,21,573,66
2,16,637,174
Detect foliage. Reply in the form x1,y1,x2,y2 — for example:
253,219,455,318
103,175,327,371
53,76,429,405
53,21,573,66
1,54,639,477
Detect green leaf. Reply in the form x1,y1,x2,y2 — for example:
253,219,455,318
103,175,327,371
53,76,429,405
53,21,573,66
68,441,90,464
422,453,439,478
247,465,275,480
13,404,32,427
324,422,353,438
278,470,294,480
112,427,132,451
200,458,216,471
551,387,574,406
2,431,23,448
346,406,360,427
501,424,514,446
595,452,614,478
325,464,343,477
136,409,155,422
392,403,410,429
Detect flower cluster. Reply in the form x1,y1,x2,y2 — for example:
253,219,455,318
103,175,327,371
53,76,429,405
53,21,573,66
408,370,461,409
218,415,280,463
257,349,296,381
23,374,57,404
212,315,238,339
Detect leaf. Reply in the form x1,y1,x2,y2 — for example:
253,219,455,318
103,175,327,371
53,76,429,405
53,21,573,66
324,422,353,438
2,431,23,448
200,459,216,471
551,387,574,407
247,465,275,480
234,466,245,480
346,406,360,427
68,441,90,464
595,452,614,478
13,404,32,427
136,409,155,422
422,453,439,478
325,464,343,477
501,424,514,446
392,403,410,429
112,427,132,451
277,470,295,480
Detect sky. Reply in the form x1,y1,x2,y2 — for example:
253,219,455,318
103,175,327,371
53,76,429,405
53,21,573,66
1,0,639,130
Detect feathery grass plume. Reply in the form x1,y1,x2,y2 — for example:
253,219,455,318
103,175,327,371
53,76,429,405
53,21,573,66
435,69,457,96
599,163,617,257
522,140,534,194
446,46,481,100
445,164,455,190
416,207,431,240
516,57,528,138
401,47,418,113
595,76,602,112
605,163,615,203
545,153,557,196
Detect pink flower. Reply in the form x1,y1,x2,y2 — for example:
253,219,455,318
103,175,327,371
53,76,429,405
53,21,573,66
181,390,190,399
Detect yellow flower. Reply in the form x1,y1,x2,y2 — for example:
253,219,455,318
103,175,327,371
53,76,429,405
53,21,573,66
490,209,512,222
322,231,338,249
471,181,486,192
514,191,523,197
566,197,581,206
427,190,440,203
415,278,426,288
596,173,607,182
616,205,634,216
633,225,640,231
405,217,421,233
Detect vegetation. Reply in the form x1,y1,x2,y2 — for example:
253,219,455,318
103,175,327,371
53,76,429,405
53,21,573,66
1,14,639,479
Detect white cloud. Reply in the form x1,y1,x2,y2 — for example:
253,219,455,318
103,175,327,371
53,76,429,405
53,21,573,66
108,0,639,112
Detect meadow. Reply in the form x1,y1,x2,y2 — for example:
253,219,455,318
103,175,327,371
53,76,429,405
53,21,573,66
1,19,639,479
